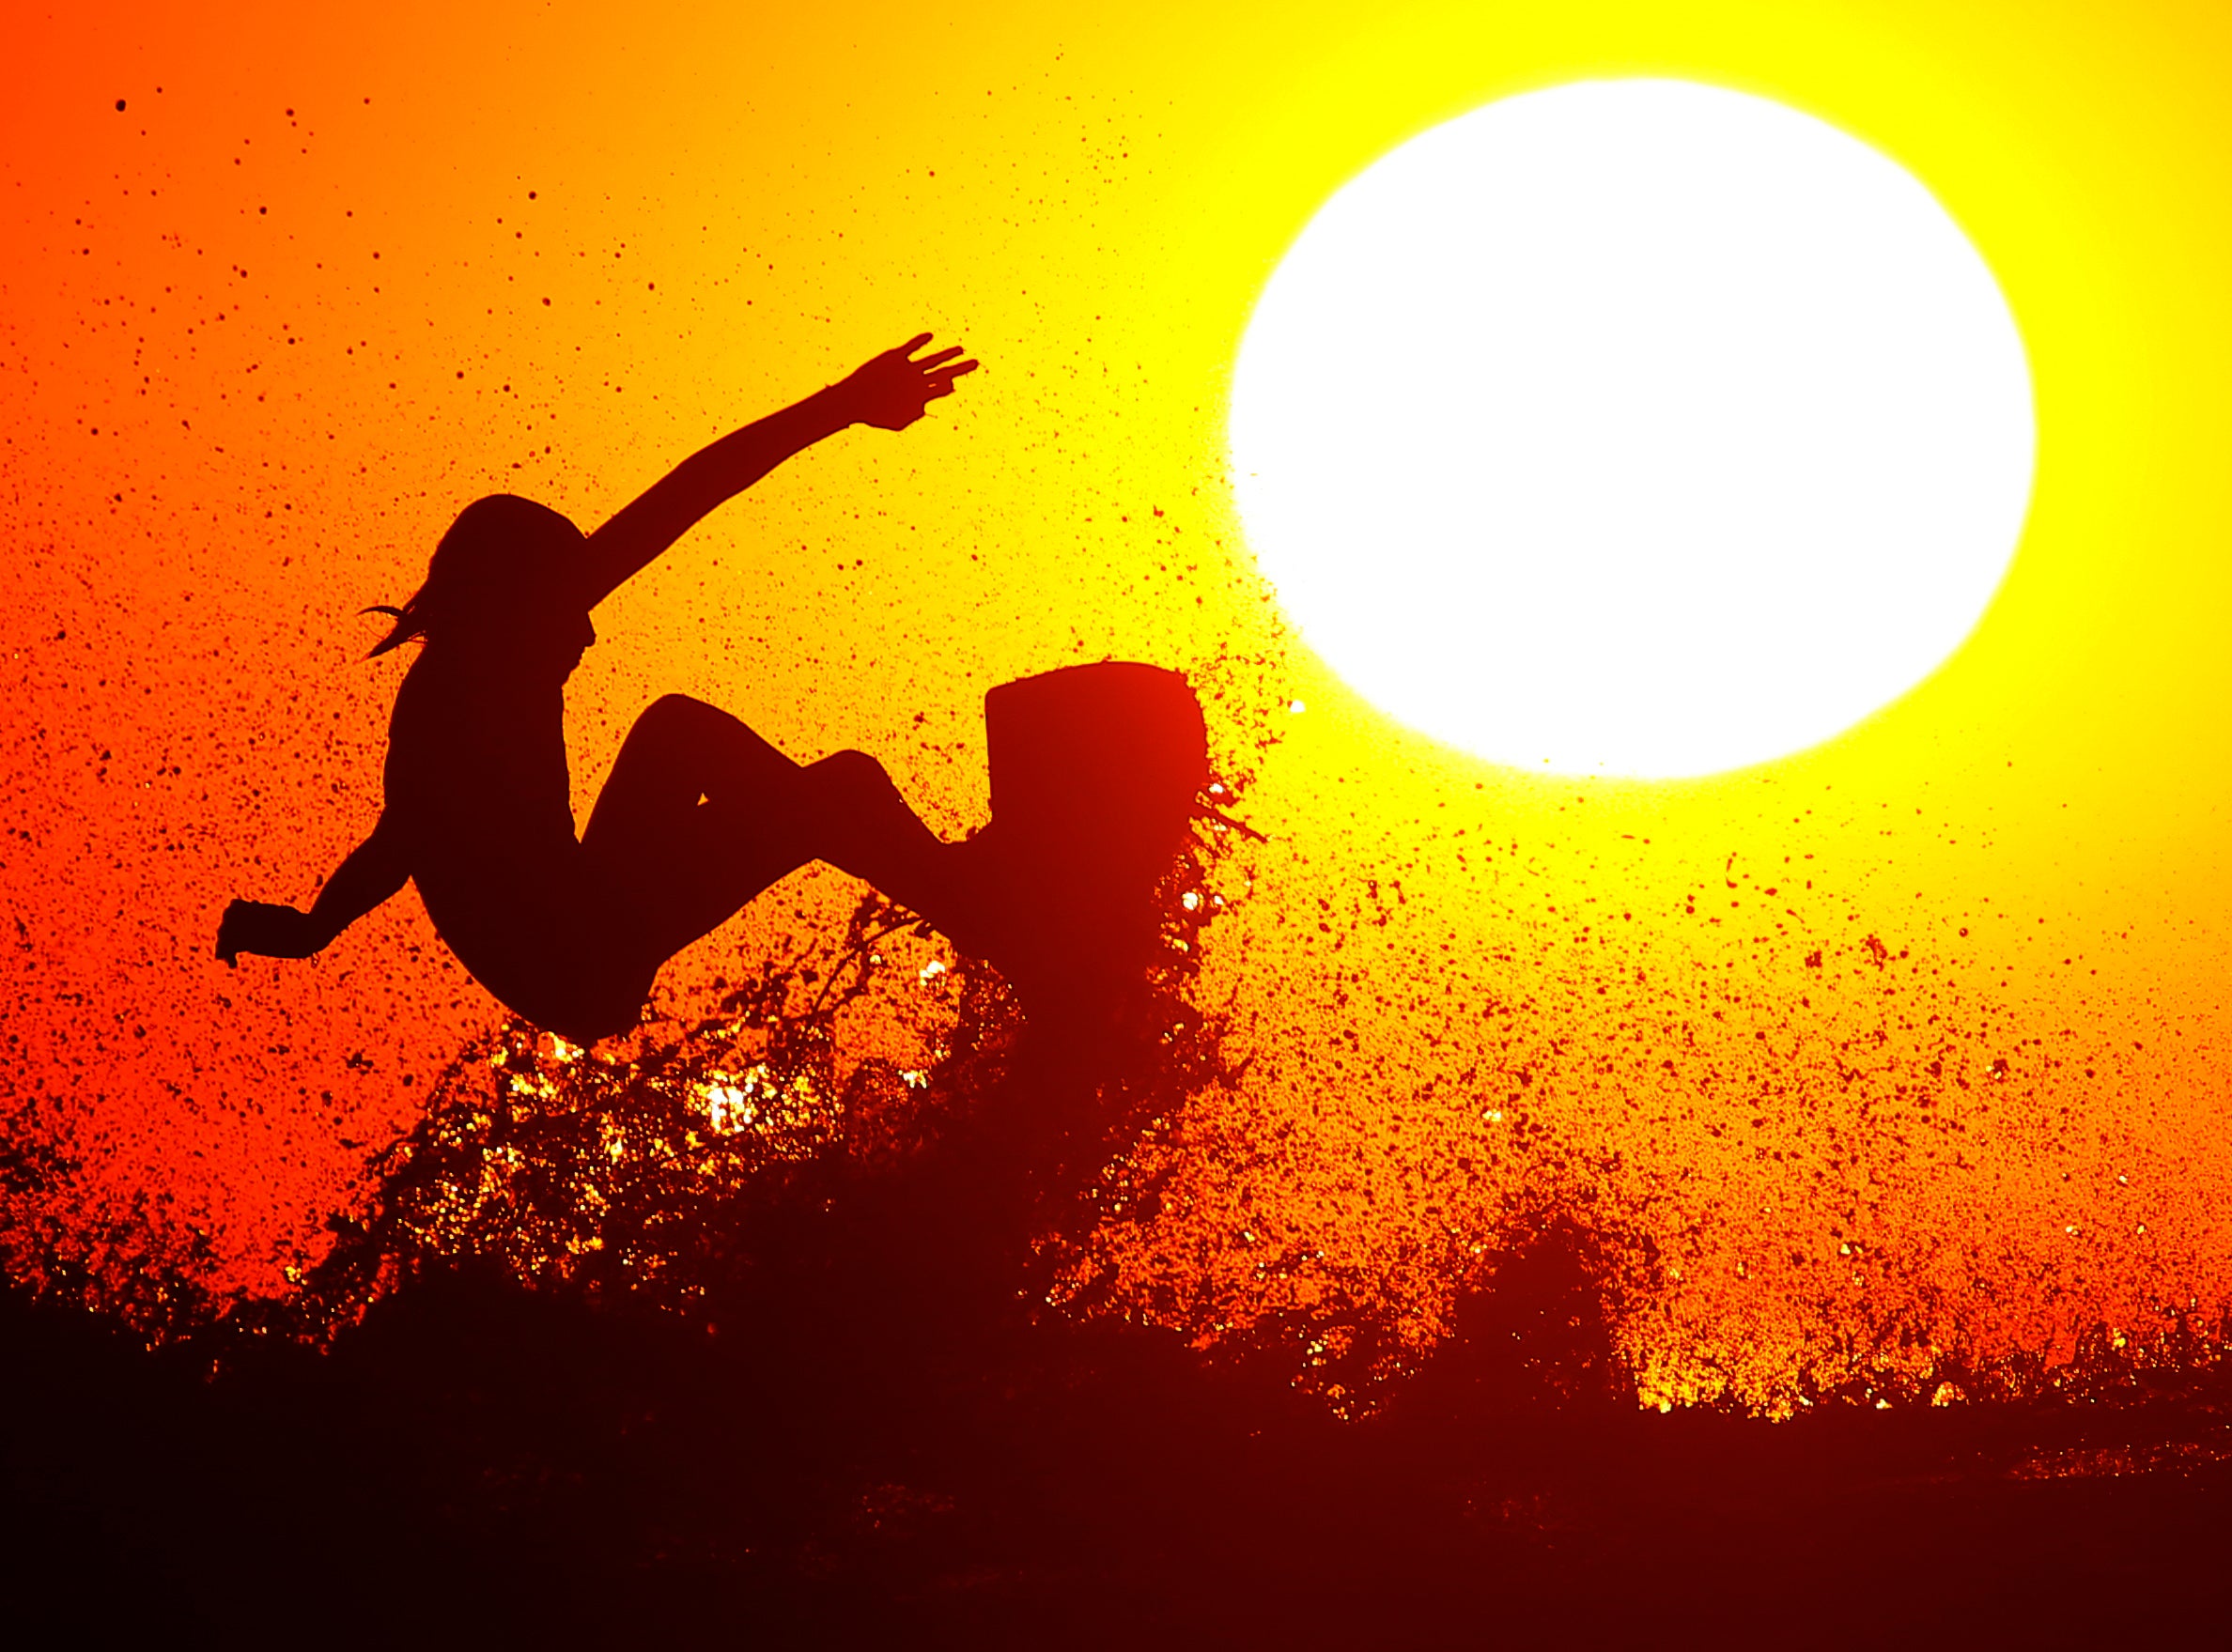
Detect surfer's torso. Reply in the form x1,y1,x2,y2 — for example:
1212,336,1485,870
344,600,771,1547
380,609,643,1037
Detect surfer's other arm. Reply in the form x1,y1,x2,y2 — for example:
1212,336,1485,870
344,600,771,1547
577,332,976,606
217,813,411,965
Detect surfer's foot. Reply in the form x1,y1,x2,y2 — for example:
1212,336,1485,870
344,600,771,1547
929,822,1031,972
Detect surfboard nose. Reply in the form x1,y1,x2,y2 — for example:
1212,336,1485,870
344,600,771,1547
984,661,1207,884
930,663,1213,1027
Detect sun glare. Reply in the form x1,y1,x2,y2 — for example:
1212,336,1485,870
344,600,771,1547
1230,79,2036,778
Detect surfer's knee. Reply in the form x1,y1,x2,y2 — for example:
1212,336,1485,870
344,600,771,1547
806,747,893,801
637,692,719,738
619,693,741,772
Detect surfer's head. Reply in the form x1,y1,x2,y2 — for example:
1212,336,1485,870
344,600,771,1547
365,495,589,661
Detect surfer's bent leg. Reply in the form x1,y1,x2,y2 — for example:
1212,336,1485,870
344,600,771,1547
581,694,957,958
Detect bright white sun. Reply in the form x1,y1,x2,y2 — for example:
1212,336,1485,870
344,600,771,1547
1230,79,2035,778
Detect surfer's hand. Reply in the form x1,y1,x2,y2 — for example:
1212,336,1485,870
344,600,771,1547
834,333,977,430
217,899,320,965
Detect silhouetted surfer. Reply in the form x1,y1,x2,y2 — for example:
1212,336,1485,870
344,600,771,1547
218,335,1213,1043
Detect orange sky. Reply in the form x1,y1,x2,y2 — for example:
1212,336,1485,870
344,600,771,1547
6,0,2230,1412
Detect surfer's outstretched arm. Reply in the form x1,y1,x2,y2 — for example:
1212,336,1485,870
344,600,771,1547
579,332,976,607
217,814,411,965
